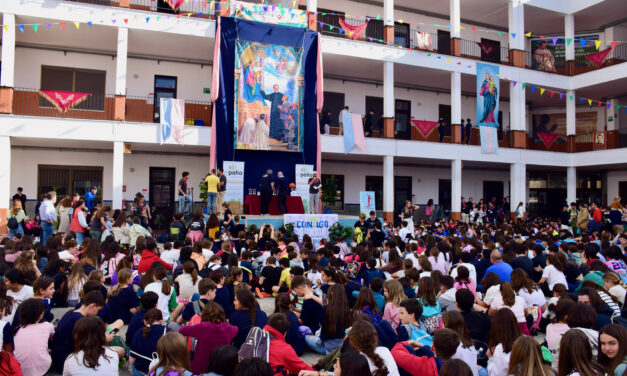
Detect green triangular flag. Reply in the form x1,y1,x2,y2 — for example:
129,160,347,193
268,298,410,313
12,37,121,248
618,105,622,110
566,38,572,46
427,53,431,56
497,31,502,36
32,24,38,32
329,25,333,30
376,14,380,20
378,39,383,43
569,95,574,101
156,16,161,20
321,12,326,15
522,83,526,89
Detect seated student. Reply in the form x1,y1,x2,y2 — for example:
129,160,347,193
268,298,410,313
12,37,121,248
239,250,254,284
349,318,400,376
229,289,268,349
305,284,351,355
160,241,181,268
106,268,140,324
129,308,168,376
4,268,34,304
200,254,223,278
264,313,315,375
383,279,408,330
353,287,383,324
179,301,238,374
172,278,217,325
143,265,176,323
209,270,231,315
272,258,292,294
438,276,458,312
442,310,479,376
256,257,282,298
12,276,55,328
546,297,576,370
126,291,159,345
44,258,69,307
288,275,308,316
400,277,417,299
416,277,442,334
274,293,306,356
13,298,55,376
51,291,106,373
455,288,491,344
299,280,324,333
392,328,460,376
138,238,172,275
176,261,200,301
397,298,425,342
170,212,187,242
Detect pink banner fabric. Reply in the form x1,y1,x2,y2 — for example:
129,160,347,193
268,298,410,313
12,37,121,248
338,18,368,40
585,48,612,67
410,120,438,138
476,42,497,56
210,17,222,170
39,90,91,113
537,132,560,148
351,114,367,152
165,0,185,10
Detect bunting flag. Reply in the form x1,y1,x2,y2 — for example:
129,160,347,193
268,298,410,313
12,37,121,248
342,113,366,153
410,120,439,138
537,132,561,148
338,17,368,40
39,90,91,113
594,40,602,50
585,48,612,67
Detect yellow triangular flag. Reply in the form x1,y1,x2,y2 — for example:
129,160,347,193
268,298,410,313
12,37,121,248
588,99,592,106
74,21,80,29
525,32,531,37
595,40,601,50
460,26,464,30
348,31,353,37
187,13,191,18
446,58,451,62
540,88,545,95
2,25,8,32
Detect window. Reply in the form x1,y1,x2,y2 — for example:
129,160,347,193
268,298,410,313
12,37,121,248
38,165,103,202
394,22,410,48
40,66,106,111
321,174,344,210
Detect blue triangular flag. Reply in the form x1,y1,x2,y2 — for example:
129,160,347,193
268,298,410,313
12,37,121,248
17,24,24,32
530,86,536,92
579,39,586,49
87,21,93,26
145,17,150,22
511,33,516,39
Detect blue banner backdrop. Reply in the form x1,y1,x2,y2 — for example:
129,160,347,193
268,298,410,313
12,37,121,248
214,17,320,194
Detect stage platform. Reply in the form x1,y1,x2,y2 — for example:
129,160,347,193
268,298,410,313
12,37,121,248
243,214,359,229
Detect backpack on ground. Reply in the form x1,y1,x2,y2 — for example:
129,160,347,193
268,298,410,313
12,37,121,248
238,326,270,361
185,300,206,359
7,217,18,230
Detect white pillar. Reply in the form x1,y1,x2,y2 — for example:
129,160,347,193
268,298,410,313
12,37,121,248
565,15,575,61
1,14,16,87
510,81,526,131
383,155,394,214
451,72,461,125
510,163,526,215
306,0,317,12
112,141,124,210
383,61,394,118
115,28,128,96
508,0,524,51
607,99,617,131
604,27,615,50
451,159,462,214
567,167,577,205
566,90,576,136
0,137,11,219
384,0,394,27
450,0,460,39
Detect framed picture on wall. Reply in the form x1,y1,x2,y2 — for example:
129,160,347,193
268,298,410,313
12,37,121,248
593,131,606,150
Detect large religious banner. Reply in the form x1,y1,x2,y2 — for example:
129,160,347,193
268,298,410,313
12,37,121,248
476,62,500,155
234,41,304,152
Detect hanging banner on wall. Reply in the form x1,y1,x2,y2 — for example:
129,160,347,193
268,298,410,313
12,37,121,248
229,0,308,28
223,161,245,204
360,191,376,215
284,214,338,244
476,62,500,155
294,164,314,213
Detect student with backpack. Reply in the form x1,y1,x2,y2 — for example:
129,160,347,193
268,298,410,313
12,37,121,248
273,293,306,356
127,292,160,346
262,313,315,375
179,301,237,374
229,289,267,349
129,308,168,376
362,258,385,287
396,298,430,344
172,278,217,325
13,298,55,375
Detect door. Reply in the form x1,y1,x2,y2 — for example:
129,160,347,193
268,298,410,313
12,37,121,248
437,30,451,55
394,176,412,217
149,167,176,230
480,38,501,64
365,176,384,213
394,23,410,48
366,19,383,41
153,75,177,123
620,182,627,205
322,92,345,128
483,181,504,205
439,179,451,216
438,104,451,138
395,99,411,140
365,96,383,131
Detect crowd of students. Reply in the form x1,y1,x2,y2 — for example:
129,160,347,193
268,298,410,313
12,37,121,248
0,200,627,376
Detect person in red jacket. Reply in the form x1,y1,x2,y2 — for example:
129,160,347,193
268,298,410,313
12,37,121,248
137,238,172,274
391,328,459,376
264,313,315,375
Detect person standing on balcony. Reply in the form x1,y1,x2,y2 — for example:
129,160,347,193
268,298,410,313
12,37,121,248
203,170,220,215
12,187,27,215
308,172,321,214
321,111,331,135
460,119,466,143
178,171,192,215
216,168,227,216
83,186,97,211
438,117,446,142
39,191,57,244
465,118,473,145
338,106,349,136
364,110,374,137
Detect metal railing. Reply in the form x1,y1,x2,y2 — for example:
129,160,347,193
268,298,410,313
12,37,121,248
128,0,214,15
410,30,438,51
13,88,115,120
620,128,627,148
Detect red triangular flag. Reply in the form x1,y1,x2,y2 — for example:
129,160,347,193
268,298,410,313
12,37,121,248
123,19,128,24
550,91,555,98
60,22,66,29
611,41,618,49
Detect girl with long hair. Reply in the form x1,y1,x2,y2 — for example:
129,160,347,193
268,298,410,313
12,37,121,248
603,272,627,306
7,199,26,239
89,205,110,242
348,319,398,376
63,316,120,374
383,279,407,330
229,289,267,349
477,272,501,309
67,262,87,306
56,197,73,235
143,265,174,322
427,246,447,275
111,212,131,248
558,329,605,376
487,308,522,376
175,261,199,301
352,287,382,323
510,268,547,312
507,335,554,376
14,250,41,284
306,284,351,355
207,213,220,240
442,310,478,376
539,253,568,294
598,324,627,376
179,301,238,374
149,332,193,376
107,268,140,324
453,265,476,297
273,293,306,356
187,212,205,243
416,277,441,334
13,298,55,375
488,282,529,335
129,308,166,375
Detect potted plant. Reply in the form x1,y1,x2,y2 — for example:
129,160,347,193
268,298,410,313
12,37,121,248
198,173,209,213
320,175,338,213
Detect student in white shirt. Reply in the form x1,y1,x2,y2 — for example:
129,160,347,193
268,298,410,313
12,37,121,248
488,282,528,329
487,308,522,376
443,310,478,376
506,335,555,376
511,269,547,311
5,269,34,304
143,266,174,322
62,316,122,376
539,254,568,291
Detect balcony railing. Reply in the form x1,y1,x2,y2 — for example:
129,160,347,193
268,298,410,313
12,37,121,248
12,88,212,124
128,0,214,16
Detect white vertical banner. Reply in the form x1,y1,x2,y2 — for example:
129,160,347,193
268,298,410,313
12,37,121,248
294,164,314,213
284,214,339,245
223,161,245,204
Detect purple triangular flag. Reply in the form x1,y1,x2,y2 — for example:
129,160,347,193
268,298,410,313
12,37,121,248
559,92,563,99
552,37,558,46
512,81,517,87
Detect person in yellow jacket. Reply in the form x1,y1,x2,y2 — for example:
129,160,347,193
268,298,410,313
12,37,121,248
203,169,220,214
577,202,589,234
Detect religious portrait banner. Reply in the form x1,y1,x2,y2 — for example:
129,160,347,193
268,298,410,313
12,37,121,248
476,62,500,154
234,40,304,153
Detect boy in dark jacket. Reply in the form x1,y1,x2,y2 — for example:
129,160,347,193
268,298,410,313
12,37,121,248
169,212,187,241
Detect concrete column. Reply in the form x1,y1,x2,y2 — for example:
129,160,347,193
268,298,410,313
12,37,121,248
383,0,394,43
114,28,128,121
0,136,10,234
566,90,576,152
451,159,462,220
510,163,526,218
450,0,461,56
451,72,462,143
567,166,577,205
510,80,527,148
508,0,525,67
383,61,395,138
565,15,575,61
383,155,395,224
112,141,124,210
307,0,317,31
0,14,16,114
